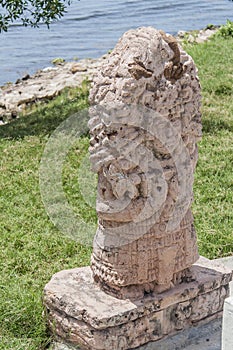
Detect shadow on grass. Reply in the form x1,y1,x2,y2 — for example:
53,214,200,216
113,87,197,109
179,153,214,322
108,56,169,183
0,85,89,140
1,88,232,140
202,117,233,134
0,111,69,139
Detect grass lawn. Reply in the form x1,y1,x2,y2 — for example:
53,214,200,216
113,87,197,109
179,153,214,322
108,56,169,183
0,34,232,349
186,35,233,257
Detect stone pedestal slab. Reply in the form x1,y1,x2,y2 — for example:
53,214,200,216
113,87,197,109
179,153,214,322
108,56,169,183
44,257,232,350
50,317,222,350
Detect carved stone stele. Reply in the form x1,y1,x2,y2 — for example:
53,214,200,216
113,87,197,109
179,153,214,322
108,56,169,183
89,26,201,298
43,27,232,350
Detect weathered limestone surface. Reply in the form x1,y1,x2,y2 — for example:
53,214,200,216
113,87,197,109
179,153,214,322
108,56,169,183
44,257,232,350
51,316,222,350
43,27,232,350
89,26,201,297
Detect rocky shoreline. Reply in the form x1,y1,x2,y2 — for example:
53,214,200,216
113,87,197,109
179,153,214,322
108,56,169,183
0,27,217,124
0,56,108,123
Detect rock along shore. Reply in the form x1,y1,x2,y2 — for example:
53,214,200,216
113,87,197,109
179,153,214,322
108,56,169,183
0,27,217,124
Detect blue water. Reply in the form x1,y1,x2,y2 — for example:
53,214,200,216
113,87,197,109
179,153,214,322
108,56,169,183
1,0,233,85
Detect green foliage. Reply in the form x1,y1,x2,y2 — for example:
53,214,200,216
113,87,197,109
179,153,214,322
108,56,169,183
216,19,233,38
51,57,66,65
0,0,71,32
205,23,216,30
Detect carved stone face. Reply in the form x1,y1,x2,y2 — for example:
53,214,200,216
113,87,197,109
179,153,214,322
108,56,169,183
89,27,201,297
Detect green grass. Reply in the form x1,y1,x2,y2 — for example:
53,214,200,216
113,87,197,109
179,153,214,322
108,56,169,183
0,35,232,349
0,82,92,350
184,36,233,258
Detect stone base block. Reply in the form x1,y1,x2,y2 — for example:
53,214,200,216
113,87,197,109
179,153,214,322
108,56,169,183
49,317,222,350
44,257,232,350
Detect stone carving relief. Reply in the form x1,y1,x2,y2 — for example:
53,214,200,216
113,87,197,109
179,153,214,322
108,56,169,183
88,27,202,299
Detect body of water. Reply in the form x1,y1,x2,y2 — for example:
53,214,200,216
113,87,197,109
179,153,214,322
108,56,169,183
1,0,233,85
